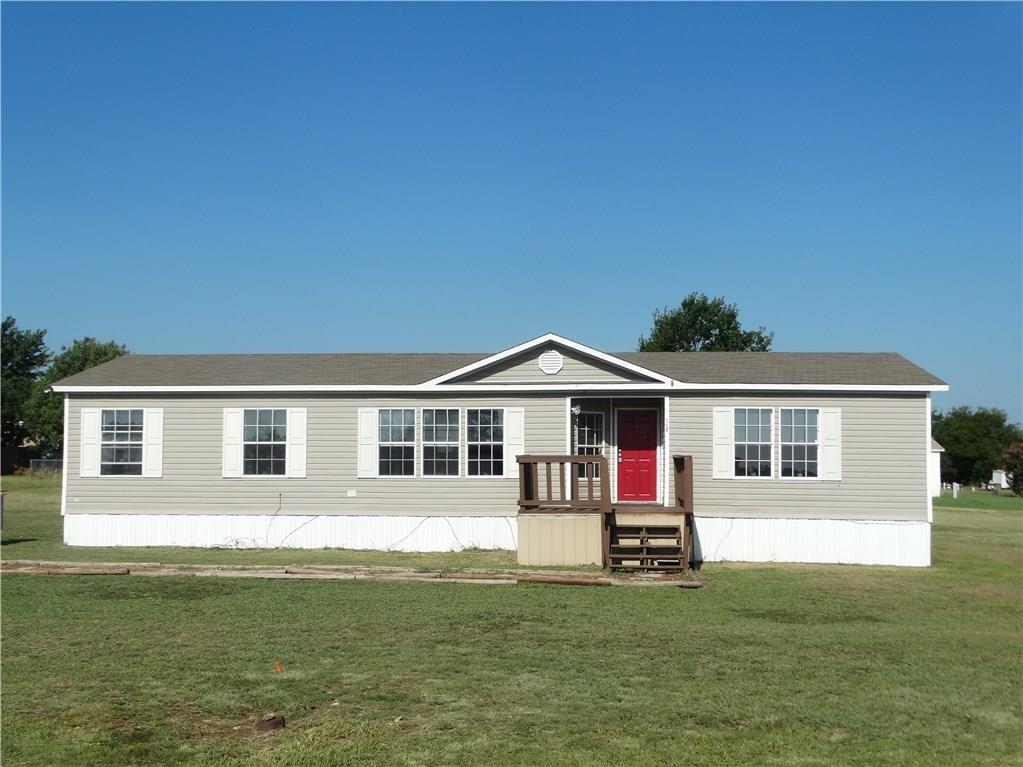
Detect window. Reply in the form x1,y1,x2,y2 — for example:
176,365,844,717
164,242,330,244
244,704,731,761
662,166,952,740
575,411,605,477
379,408,415,476
734,407,772,477
244,409,287,475
101,409,143,475
422,409,459,476
781,408,819,478
467,408,503,476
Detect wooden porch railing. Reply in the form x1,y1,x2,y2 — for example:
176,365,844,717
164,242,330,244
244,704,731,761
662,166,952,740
517,455,611,514
672,454,696,569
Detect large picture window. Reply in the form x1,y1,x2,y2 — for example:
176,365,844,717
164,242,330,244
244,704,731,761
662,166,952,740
734,407,772,478
467,408,504,476
244,409,287,475
100,409,143,475
780,408,819,478
422,408,459,477
379,408,415,476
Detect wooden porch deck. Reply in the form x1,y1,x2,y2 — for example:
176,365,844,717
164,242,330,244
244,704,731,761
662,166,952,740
517,454,695,571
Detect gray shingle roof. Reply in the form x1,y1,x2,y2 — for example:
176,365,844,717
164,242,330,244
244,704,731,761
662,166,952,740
53,354,489,387
53,349,945,388
618,352,946,386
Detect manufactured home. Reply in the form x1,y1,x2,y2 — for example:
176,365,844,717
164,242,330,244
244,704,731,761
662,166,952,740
52,333,947,568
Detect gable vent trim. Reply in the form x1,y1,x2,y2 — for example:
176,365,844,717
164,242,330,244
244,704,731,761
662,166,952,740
538,349,564,375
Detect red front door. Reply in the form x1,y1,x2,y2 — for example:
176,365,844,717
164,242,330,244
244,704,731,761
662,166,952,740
617,410,658,502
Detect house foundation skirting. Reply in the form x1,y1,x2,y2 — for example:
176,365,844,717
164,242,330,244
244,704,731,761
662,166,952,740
63,514,518,552
64,513,930,566
693,517,931,567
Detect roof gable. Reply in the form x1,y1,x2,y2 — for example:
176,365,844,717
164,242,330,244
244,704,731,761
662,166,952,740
438,336,667,385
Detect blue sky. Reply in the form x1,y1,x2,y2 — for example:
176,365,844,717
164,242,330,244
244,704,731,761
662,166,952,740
2,2,1020,420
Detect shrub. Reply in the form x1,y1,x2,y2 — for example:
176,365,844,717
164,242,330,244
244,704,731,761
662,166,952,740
1002,443,1023,497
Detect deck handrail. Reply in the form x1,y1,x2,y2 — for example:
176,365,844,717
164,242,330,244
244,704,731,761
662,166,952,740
517,454,611,515
516,455,610,464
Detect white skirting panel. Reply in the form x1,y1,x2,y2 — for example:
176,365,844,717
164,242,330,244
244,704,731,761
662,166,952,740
64,514,518,552
693,517,931,567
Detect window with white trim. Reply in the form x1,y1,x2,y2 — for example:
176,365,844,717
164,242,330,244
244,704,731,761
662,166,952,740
734,407,772,477
100,409,143,475
379,408,415,476
780,408,819,478
422,408,459,476
243,409,287,475
467,408,503,476
575,411,605,477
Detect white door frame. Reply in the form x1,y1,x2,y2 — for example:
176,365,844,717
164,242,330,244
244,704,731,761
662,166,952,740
611,404,663,505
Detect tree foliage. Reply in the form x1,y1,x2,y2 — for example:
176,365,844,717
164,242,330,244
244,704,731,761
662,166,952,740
932,407,1023,486
638,292,773,352
1002,443,1023,496
1,316,50,451
0,316,128,468
30,338,128,454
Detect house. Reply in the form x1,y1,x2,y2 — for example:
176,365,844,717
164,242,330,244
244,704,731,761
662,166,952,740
929,438,945,498
51,333,947,567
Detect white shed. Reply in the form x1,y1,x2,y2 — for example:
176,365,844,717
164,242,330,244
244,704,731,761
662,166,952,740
991,469,1011,490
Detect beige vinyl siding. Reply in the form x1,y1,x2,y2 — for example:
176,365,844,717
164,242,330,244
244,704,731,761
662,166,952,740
65,394,565,516
65,391,929,523
669,393,928,522
463,347,649,384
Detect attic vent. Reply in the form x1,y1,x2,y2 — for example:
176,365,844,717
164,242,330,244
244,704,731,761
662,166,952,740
538,349,564,375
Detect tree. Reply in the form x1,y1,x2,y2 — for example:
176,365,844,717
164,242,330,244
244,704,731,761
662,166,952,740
932,407,1023,486
1002,443,1023,496
1,317,50,465
638,292,773,352
29,337,128,454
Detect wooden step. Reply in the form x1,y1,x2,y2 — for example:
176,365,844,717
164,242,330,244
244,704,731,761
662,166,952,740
609,563,683,572
613,525,681,537
609,546,683,556
607,522,687,572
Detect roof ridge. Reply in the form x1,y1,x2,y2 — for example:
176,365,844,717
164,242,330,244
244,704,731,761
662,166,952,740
114,351,490,358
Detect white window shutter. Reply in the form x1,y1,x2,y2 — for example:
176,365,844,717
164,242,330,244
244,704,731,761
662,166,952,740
820,408,842,481
80,408,101,478
222,408,243,478
712,407,734,479
503,407,525,478
142,408,164,478
287,408,307,478
357,408,379,478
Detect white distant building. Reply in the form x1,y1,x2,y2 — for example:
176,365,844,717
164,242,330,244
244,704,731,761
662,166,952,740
991,469,1011,490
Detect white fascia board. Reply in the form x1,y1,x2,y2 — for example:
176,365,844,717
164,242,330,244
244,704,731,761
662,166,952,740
420,332,676,386
52,383,674,393
667,383,949,392
51,382,949,394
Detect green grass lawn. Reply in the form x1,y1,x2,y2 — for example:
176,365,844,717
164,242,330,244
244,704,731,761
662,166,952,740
933,486,1023,511
2,476,1021,766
